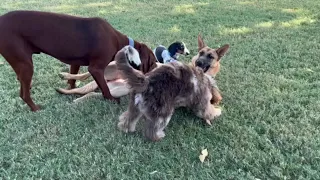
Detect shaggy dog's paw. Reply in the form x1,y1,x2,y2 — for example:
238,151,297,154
118,121,129,133
118,111,129,133
213,108,222,117
156,131,166,139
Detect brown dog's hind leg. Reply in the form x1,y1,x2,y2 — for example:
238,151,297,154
19,63,40,111
4,55,39,111
67,65,80,89
1,44,40,111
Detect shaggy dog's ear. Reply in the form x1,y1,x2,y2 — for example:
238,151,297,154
140,44,157,74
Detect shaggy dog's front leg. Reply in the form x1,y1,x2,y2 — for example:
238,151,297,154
144,114,173,141
118,93,142,133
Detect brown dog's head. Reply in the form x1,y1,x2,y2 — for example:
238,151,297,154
192,34,230,77
136,43,158,74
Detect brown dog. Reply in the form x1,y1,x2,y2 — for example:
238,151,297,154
0,10,157,111
115,46,222,141
56,34,229,104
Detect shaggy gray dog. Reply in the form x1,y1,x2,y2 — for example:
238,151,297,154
116,46,221,141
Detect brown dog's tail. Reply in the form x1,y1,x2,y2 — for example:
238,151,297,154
116,46,149,93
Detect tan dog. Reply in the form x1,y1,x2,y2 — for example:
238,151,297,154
56,48,161,103
57,34,229,104
57,61,132,103
116,46,222,141
192,34,230,103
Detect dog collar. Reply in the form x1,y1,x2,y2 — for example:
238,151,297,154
128,37,134,47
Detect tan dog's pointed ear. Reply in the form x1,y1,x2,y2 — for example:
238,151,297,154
198,33,206,51
216,44,230,60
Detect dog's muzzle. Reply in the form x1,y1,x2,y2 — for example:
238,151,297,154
184,48,190,55
195,58,211,72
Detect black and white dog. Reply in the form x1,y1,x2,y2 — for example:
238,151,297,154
153,41,190,63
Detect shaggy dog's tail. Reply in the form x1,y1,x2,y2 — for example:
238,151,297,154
116,46,149,93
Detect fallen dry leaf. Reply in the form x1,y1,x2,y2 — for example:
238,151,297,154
199,149,208,163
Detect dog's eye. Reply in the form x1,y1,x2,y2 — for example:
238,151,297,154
207,54,213,59
199,51,204,56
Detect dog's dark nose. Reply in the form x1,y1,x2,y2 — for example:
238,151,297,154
195,59,203,67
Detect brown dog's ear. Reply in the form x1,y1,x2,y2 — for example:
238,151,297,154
139,44,157,74
216,44,230,59
198,33,206,51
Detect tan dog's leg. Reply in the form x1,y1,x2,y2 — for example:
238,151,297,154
211,88,222,105
59,62,120,81
59,72,91,81
56,80,98,95
73,92,102,103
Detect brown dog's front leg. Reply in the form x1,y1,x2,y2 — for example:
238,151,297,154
67,65,80,89
88,66,120,104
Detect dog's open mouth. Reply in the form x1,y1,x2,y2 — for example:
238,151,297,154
203,65,210,73
196,64,210,73
195,59,211,73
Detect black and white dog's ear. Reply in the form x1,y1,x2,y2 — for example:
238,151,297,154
182,42,190,55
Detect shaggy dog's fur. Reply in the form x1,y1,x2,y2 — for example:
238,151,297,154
116,46,222,141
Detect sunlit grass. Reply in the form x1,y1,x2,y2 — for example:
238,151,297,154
0,0,320,179
173,4,195,14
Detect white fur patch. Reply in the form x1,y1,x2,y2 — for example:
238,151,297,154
135,93,143,105
191,75,199,92
183,42,190,54
126,45,141,66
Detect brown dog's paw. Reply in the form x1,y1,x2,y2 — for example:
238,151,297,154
31,105,41,112
111,97,121,104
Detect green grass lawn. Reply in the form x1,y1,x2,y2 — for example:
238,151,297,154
1,0,320,179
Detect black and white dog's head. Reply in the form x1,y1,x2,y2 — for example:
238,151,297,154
168,41,190,56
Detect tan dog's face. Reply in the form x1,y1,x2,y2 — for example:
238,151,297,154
192,34,230,77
